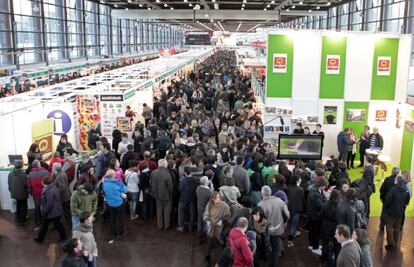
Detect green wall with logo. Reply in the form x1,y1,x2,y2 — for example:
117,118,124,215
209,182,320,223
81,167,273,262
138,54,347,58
319,36,347,99
371,38,399,100
266,34,294,98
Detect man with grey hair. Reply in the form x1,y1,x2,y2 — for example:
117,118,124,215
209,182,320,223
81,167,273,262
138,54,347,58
258,185,289,266
8,160,29,224
28,159,49,226
220,164,234,187
151,158,173,230
196,176,212,234
383,175,410,250
379,166,400,231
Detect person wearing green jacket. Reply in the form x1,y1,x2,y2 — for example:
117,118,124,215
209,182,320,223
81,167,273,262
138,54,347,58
70,183,97,229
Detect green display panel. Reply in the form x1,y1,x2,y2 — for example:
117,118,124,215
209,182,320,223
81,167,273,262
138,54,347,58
343,101,370,160
266,34,294,98
371,38,399,100
400,110,414,171
319,36,347,99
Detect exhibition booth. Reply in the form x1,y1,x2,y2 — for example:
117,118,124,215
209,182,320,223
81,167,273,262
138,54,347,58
263,30,414,178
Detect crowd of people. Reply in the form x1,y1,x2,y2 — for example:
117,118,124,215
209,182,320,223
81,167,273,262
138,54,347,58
6,50,413,267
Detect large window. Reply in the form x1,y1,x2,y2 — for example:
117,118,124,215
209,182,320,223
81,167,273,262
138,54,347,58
0,1,185,67
66,0,84,59
0,1,13,66
85,0,99,57
13,0,44,65
44,0,66,63
99,5,110,55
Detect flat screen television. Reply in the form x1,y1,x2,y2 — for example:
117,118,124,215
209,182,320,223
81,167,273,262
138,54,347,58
278,134,323,160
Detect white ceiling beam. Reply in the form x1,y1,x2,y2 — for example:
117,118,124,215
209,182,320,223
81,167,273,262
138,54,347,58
112,9,326,20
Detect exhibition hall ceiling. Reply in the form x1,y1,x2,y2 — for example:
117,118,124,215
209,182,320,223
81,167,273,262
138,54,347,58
105,0,346,32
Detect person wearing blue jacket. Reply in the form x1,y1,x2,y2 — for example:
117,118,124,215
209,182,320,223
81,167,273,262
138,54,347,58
337,128,356,166
102,169,128,239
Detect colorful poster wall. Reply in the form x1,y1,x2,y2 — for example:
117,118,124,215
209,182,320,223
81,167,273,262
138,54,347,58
76,96,101,150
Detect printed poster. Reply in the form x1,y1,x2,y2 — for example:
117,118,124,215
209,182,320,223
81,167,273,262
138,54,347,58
346,109,366,122
273,53,287,73
375,110,387,121
116,117,132,132
326,55,340,75
323,106,337,125
377,56,391,76
76,96,101,150
31,119,54,160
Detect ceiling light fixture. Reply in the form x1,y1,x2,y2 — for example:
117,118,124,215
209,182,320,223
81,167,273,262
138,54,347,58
148,7,151,10
271,0,275,3
189,3,193,6
170,7,174,9
327,2,331,6
214,3,219,9
242,3,245,7
292,5,295,9
125,7,128,10
308,9,312,12
266,4,270,8
164,3,168,7
299,1,303,4
286,8,289,11
139,4,143,7
184,0,187,2
241,7,244,10
264,8,267,10
114,4,118,7
316,6,320,9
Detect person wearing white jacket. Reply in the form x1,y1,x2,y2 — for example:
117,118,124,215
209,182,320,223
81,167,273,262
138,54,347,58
125,160,140,220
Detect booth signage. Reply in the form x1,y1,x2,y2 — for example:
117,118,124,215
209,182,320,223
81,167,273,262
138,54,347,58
124,90,136,100
375,110,387,121
100,95,123,102
273,54,287,73
47,110,72,135
377,56,391,76
326,55,340,75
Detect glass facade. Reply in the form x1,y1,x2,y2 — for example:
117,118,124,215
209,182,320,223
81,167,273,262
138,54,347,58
0,1,184,68
288,0,414,63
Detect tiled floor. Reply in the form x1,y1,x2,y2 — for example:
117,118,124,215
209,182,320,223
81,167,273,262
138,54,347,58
0,210,412,267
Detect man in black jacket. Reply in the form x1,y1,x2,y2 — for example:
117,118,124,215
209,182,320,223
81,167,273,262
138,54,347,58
336,188,357,235
120,144,136,172
379,167,400,231
306,178,328,255
8,160,29,224
383,175,410,250
287,175,305,247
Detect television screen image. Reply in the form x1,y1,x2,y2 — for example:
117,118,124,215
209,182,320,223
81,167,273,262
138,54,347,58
278,134,323,160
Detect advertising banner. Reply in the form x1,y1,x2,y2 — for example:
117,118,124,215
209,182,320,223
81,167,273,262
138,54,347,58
377,56,391,76
273,53,287,73
31,119,54,160
326,55,340,75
